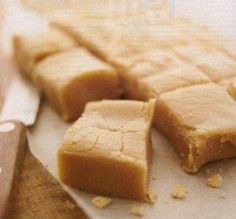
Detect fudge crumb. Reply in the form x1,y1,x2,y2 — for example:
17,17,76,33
91,196,112,209
171,184,187,199
130,205,145,217
147,188,157,204
207,174,222,188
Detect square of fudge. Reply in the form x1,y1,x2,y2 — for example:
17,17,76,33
58,99,155,201
155,83,236,172
140,65,211,97
33,48,122,121
13,27,77,79
174,45,236,82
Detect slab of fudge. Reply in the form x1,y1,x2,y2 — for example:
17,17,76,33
13,27,77,79
33,48,122,121
155,83,236,172
58,99,155,201
51,10,236,171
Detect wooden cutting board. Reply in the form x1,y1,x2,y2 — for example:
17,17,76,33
7,125,88,219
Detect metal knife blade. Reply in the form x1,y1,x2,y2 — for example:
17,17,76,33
0,64,40,126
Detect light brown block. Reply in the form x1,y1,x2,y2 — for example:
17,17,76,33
58,99,155,201
155,83,236,172
33,48,122,121
139,65,211,97
13,27,77,79
174,45,236,82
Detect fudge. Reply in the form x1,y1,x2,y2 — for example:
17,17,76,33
155,83,236,172
58,99,155,201
138,65,211,97
33,48,122,121
174,45,236,82
13,27,77,79
51,9,236,172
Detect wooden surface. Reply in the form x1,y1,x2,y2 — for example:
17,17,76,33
0,121,27,219
9,137,88,219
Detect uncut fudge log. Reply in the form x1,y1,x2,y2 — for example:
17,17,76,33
155,83,236,172
51,9,236,172
58,99,155,201
33,48,122,121
13,27,77,79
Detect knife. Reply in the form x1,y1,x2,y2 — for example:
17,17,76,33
0,54,40,219
0,1,41,218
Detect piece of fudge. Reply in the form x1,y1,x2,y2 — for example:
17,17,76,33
136,65,211,99
13,27,77,79
155,83,236,172
58,99,155,201
33,48,122,121
174,45,236,82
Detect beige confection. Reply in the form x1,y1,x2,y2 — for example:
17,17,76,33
13,27,77,79
139,65,211,97
174,45,236,82
207,174,222,188
130,205,145,217
33,48,122,121
91,196,112,209
58,99,156,201
155,83,236,172
171,184,187,199
51,8,236,172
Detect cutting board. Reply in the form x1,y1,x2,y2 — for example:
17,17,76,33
9,135,88,219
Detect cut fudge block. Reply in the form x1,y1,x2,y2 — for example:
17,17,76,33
138,65,211,98
13,27,77,79
174,45,236,82
33,48,122,121
58,99,155,201
155,83,236,172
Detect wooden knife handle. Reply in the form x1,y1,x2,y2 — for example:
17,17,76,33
0,121,27,219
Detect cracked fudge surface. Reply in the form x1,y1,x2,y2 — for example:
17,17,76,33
58,99,155,201
33,48,122,121
51,9,236,172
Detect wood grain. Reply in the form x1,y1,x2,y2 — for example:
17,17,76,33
0,121,27,219
9,139,88,219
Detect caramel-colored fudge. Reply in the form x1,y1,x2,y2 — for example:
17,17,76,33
13,27,77,79
174,45,236,82
34,48,122,121
58,99,155,201
155,83,236,172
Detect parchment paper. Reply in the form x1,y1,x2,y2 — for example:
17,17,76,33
27,1,236,219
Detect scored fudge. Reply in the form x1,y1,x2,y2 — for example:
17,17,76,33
33,48,122,121
51,9,236,172
155,83,236,172
13,27,77,79
58,99,156,201
174,45,236,82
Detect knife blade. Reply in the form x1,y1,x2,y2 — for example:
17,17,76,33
0,57,40,125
